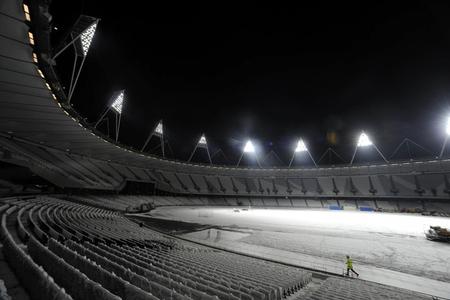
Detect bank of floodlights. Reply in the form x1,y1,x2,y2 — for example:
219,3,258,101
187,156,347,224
447,116,450,135
110,91,124,114
350,131,388,164
439,116,450,158
188,134,212,164
94,90,125,142
243,140,255,153
52,15,100,104
357,132,372,147
289,139,317,167
295,139,308,152
237,140,261,167
141,120,165,157
80,23,97,56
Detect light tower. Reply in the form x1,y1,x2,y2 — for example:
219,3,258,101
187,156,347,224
439,116,450,158
288,139,317,167
94,90,125,142
236,140,260,167
350,132,388,164
141,120,165,157
188,134,212,164
52,15,100,103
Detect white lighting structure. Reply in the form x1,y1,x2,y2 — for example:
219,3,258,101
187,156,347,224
94,90,125,142
110,91,124,114
447,116,450,135
141,120,166,157
357,132,372,147
198,135,207,145
243,140,255,153
439,116,450,158
154,121,164,136
188,134,212,164
80,23,97,56
350,131,388,164
237,140,260,167
295,139,308,152
289,138,317,167
52,16,100,104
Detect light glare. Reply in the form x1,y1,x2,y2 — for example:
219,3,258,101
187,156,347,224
357,132,372,147
295,139,308,152
446,117,450,136
243,140,255,153
111,91,124,114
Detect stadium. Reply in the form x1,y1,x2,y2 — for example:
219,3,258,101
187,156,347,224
1,0,450,299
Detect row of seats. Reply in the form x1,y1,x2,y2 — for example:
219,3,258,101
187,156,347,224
297,277,429,300
67,195,450,215
69,195,154,212
0,196,312,299
0,203,72,300
159,172,450,198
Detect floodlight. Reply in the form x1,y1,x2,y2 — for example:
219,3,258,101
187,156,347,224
243,140,255,153
446,116,450,136
110,91,124,114
80,23,97,56
351,131,387,164
188,134,212,163
141,120,165,156
289,138,317,167
198,134,207,145
357,132,372,147
94,90,124,142
237,139,260,167
440,116,450,158
295,139,308,152
154,121,163,136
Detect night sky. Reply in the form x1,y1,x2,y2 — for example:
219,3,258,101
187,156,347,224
49,2,450,166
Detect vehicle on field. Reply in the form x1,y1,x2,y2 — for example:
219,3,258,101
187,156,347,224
425,226,450,242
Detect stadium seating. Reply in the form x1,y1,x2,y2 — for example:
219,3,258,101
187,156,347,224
0,202,72,300
1,196,316,299
296,277,430,300
62,194,450,215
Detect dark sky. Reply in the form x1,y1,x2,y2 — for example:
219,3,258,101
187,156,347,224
50,1,450,166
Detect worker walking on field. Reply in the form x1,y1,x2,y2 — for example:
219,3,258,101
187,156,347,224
346,255,359,277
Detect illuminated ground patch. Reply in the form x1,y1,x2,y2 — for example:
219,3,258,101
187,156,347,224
142,206,450,298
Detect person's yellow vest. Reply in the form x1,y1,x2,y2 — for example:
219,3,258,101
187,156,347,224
346,258,353,268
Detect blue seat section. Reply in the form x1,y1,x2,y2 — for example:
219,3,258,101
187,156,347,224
329,205,343,210
359,207,374,212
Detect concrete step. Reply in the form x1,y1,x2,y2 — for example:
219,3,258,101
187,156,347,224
286,277,325,300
